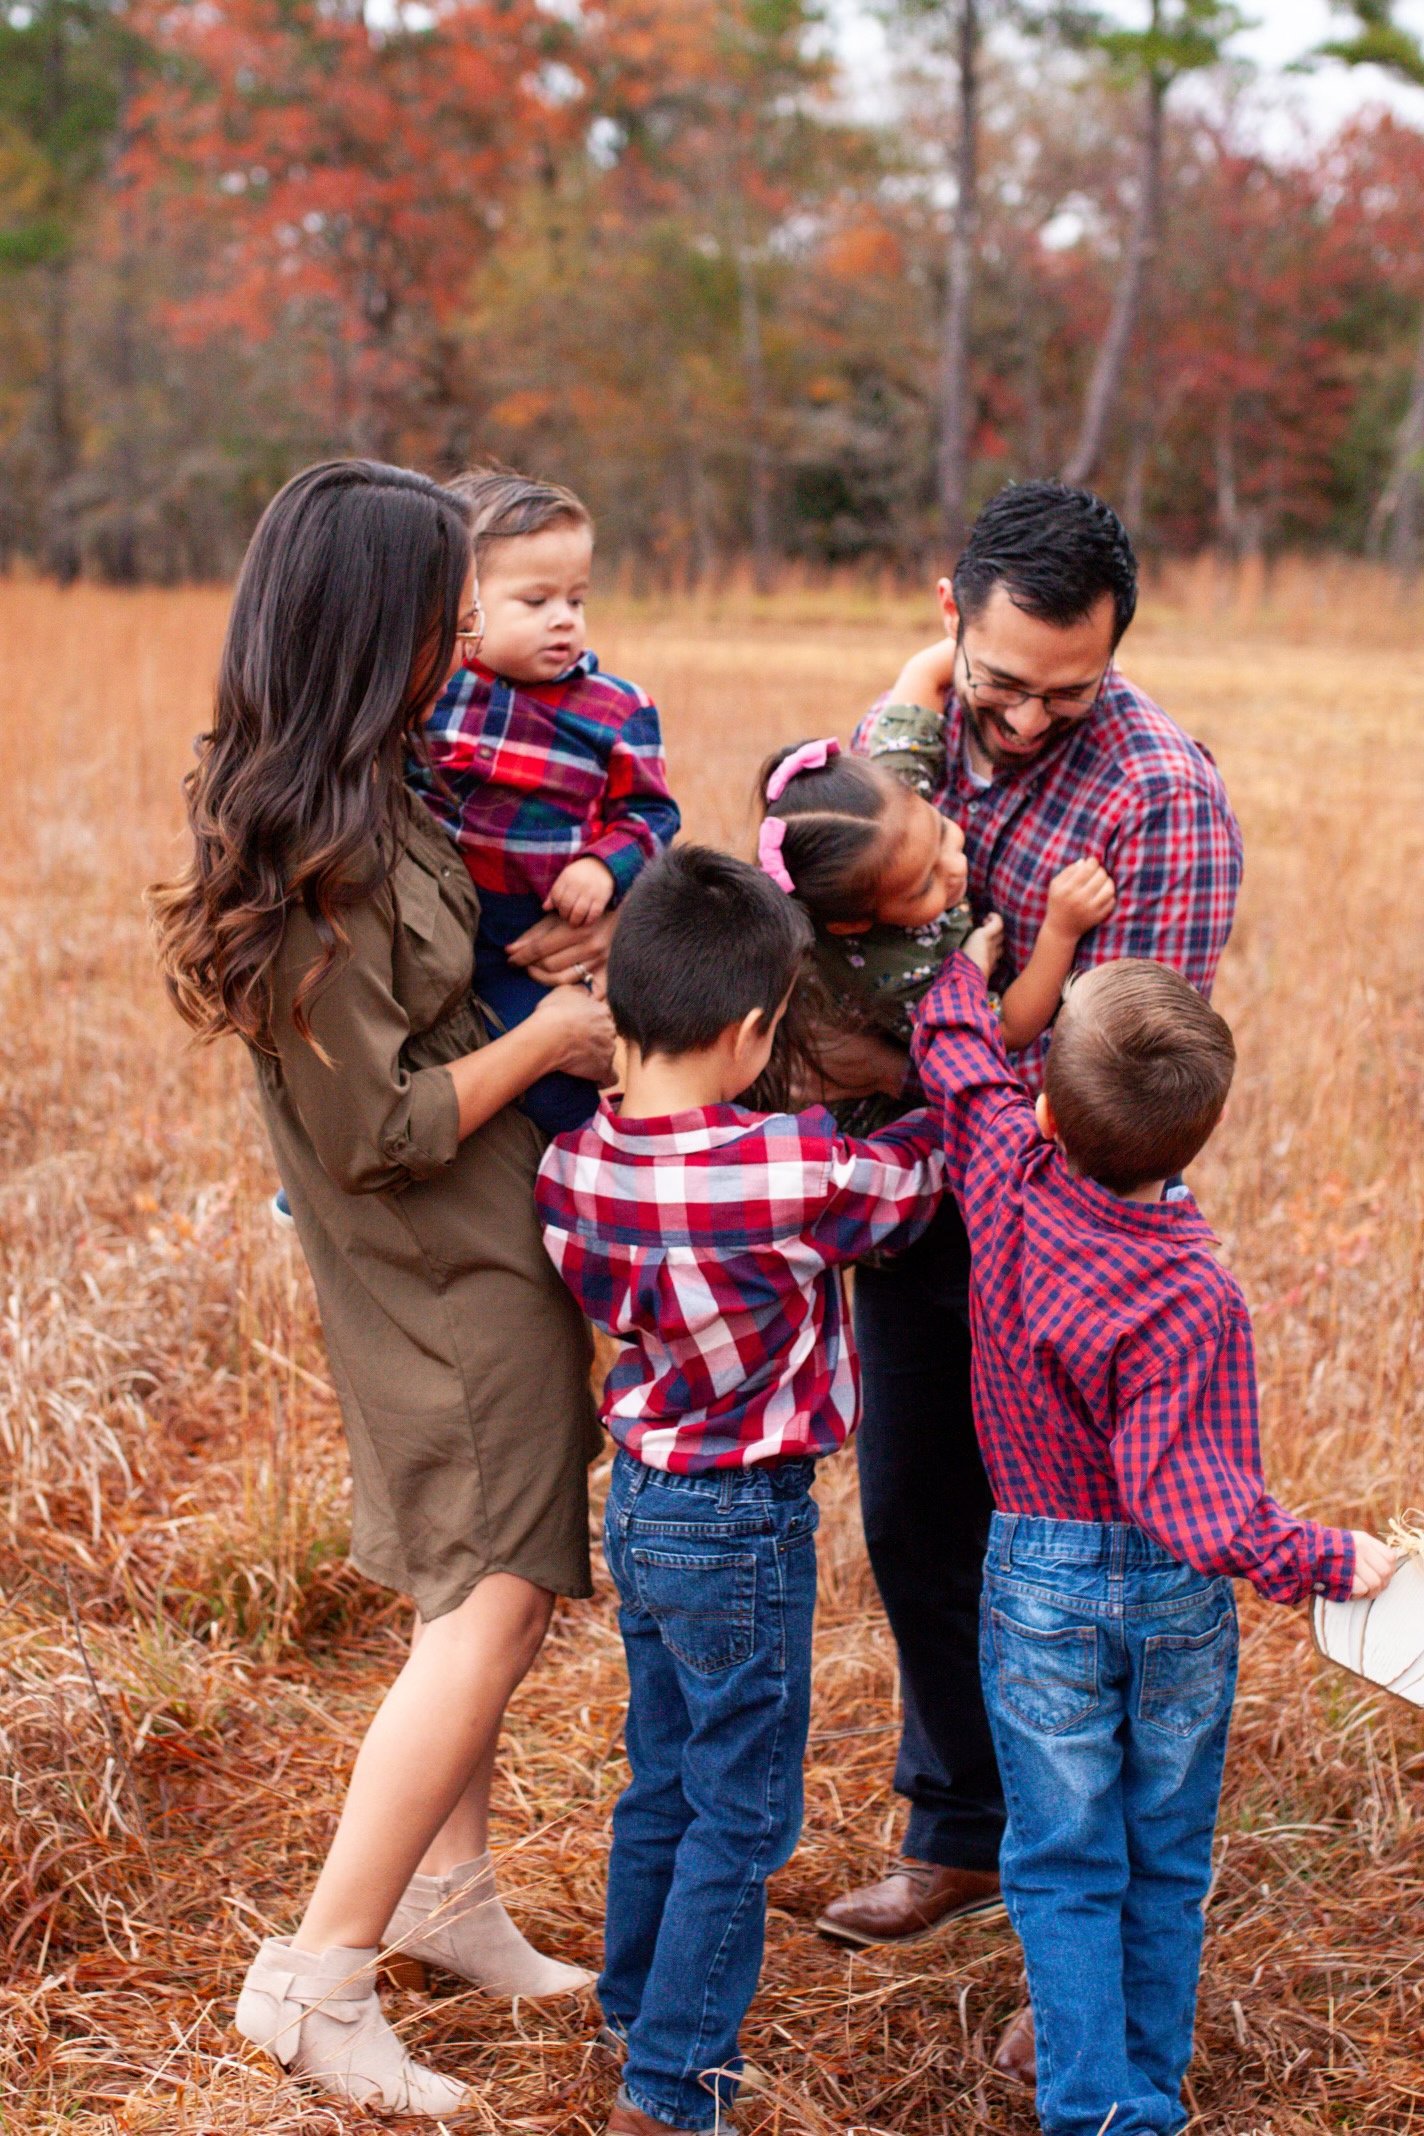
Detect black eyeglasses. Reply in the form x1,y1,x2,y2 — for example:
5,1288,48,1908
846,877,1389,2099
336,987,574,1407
958,638,1110,727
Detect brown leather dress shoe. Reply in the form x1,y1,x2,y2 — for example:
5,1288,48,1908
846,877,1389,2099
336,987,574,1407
993,2003,1036,2084
815,1861,1005,1946
607,2089,732,2135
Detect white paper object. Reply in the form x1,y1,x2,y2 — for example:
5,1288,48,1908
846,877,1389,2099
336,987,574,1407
1312,1555,1424,1708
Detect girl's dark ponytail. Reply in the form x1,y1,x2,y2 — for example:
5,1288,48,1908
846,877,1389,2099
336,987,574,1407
756,745,894,925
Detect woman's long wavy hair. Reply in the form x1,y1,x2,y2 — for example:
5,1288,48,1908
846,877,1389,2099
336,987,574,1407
150,461,473,1054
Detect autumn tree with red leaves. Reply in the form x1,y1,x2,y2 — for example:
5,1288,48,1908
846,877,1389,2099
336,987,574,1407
126,0,574,462
5,0,1424,574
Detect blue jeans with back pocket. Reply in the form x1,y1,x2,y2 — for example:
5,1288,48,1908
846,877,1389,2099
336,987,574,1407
600,1448,819,2132
981,1513,1239,2136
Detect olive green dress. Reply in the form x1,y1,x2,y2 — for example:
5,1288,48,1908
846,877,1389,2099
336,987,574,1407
250,791,600,1621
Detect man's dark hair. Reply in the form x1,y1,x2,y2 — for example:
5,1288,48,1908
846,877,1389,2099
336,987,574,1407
608,845,813,1060
953,481,1138,647
1045,961,1235,1194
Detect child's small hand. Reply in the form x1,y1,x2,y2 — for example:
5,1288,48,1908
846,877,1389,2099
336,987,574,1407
1349,1532,1399,1598
890,636,959,711
962,912,1004,980
1044,858,1116,941
546,856,616,927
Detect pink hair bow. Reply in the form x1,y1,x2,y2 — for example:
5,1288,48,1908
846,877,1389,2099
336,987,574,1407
765,736,840,803
758,816,796,894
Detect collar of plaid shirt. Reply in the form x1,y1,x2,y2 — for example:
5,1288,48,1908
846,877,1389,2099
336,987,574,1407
591,1097,762,1151
466,648,599,692
1052,1162,1218,1242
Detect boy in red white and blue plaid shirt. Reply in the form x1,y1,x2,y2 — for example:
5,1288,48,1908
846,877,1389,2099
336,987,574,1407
410,470,680,1135
536,846,944,2136
909,949,1395,2136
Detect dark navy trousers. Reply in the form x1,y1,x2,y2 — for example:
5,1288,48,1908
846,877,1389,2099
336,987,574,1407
853,1198,1006,1870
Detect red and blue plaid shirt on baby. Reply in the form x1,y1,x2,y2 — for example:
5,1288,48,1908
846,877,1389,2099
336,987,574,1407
855,674,1243,1094
910,955,1355,1605
536,1104,945,1472
412,651,680,902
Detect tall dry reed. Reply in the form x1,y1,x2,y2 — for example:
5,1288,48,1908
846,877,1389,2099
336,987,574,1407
0,573,1420,2133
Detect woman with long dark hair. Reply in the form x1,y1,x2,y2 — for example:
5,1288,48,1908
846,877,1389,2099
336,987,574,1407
152,461,615,2114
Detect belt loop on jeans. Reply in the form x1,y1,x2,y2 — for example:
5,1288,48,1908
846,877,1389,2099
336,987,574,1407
718,1470,735,1512
1000,1513,1017,1571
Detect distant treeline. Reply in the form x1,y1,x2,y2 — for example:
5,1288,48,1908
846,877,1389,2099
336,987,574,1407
6,0,1424,583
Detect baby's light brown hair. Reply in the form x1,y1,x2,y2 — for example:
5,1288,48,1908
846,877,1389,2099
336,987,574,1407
445,466,591,568
1044,960,1235,1194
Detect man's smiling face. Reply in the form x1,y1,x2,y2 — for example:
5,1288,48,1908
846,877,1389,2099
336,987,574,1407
939,581,1118,774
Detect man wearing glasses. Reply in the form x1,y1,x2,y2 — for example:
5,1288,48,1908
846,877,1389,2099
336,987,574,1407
816,482,1243,2074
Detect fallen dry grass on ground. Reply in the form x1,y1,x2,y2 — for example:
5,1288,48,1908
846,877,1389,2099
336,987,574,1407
0,567,1421,2135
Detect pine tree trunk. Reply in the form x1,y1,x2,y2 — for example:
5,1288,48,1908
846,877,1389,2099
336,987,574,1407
1123,411,1150,539
106,57,144,586
1061,67,1165,490
936,0,979,551
40,7,79,581
1018,281,1047,477
1213,403,1238,549
1370,299,1424,570
41,251,80,582
736,238,775,594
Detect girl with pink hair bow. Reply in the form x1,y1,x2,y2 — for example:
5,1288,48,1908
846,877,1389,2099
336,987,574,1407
754,735,1114,1135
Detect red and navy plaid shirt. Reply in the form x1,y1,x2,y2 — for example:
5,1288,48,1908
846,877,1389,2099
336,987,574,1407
536,1103,945,1472
412,651,680,902
855,673,1243,1093
910,955,1356,1606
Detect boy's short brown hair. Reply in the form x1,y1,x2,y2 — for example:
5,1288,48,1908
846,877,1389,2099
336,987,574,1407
444,465,591,566
1044,960,1235,1194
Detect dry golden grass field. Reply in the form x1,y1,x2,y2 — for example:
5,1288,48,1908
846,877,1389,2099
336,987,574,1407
1,561,1422,2136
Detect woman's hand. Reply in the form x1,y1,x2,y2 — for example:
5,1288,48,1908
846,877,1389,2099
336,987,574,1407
527,983,618,1085
800,1027,909,1106
506,909,617,989
448,984,616,1137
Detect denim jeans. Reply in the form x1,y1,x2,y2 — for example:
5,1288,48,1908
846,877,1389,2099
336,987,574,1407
854,1199,1005,1869
981,1514,1239,2136
601,1449,819,2131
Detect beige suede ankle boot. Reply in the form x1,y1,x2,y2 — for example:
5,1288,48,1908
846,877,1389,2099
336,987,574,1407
384,1850,593,1997
234,1936,470,2114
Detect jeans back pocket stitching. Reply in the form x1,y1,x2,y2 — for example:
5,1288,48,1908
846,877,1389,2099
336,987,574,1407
990,1608,1100,1736
1137,1613,1238,1738
630,1546,758,1676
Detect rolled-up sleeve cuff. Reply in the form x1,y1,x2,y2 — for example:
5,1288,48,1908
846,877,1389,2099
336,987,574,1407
382,1065,461,1181
584,832,647,900
1305,1523,1356,1604
1246,1518,1356,1605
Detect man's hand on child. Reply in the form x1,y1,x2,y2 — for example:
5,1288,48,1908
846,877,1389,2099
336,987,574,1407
889,636,960,712
963,912,1004,979
1349,1532,1399,1598
1044,859,1116,942
546,855,616,927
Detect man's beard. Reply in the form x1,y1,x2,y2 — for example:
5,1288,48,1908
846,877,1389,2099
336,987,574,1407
965,698,1061,770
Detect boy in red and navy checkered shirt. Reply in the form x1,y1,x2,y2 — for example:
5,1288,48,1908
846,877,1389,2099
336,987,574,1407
536,846,944,2136
410,469,680,1135
909,950,1395,2136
